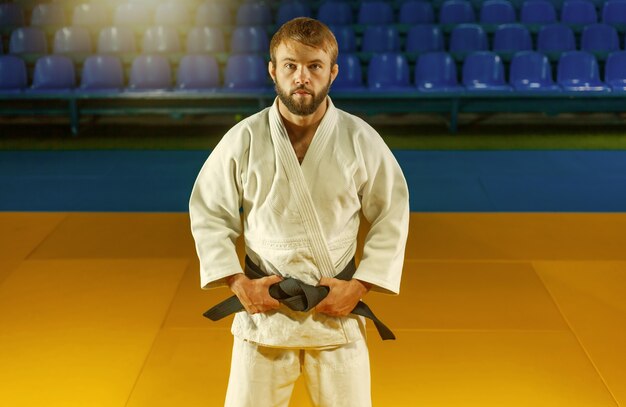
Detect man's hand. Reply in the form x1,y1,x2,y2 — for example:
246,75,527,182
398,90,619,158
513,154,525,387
314,278,372,317
227,274,283,314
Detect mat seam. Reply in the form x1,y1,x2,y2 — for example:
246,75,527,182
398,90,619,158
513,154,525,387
531,261,620,407
22,213,70,260
123,258,191,407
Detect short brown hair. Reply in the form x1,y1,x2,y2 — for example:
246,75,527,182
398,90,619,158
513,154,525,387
270,17,338,66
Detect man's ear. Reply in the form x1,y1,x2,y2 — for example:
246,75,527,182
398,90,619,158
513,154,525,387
330,63,339,84
268,60,276,82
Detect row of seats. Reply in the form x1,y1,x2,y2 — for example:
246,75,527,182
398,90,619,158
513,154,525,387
327,22,626,57
3,26,249,55
2,2,230,28
0,53,268,91
337,50,626,91
3,23,625,60
318,0,626,28
3,0,626,29
2,50,626,92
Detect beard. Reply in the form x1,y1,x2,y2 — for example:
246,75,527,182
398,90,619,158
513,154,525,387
275,79,331,116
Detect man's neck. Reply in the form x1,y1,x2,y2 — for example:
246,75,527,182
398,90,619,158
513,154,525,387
277,98,328,141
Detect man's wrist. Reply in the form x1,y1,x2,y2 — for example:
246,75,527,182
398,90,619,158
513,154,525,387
354,279,372,294
226,273,244,288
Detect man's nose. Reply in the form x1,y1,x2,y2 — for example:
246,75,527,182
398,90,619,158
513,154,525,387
294,67,310,85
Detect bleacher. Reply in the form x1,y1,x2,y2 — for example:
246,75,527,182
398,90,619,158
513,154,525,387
2,0,626,134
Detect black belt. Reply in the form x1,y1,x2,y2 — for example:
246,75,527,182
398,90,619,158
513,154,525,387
203,256,396,340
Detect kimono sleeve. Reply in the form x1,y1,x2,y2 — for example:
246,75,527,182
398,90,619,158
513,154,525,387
353,128,409,295
189,123,249,289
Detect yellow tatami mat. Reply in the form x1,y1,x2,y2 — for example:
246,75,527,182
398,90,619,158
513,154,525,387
535,261,626,405
364,260,568,330
0,212,625,406
368,331,617,406
406,213,626,261
0,258,188,407
0,212,67,261
26,213,197,259
0,260,21,286
125,328,233,407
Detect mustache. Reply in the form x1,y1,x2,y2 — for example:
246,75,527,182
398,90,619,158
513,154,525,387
291,85,313,94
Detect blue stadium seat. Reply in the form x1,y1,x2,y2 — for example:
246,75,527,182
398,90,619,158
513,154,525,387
462,51,512,91
276,2,312,25
236,2,272,26
114,3,153,27
230,26,269,54
509,51,561,91
142,26,181,54
605,51,626,91
587,0,606,8
415,52,463,92
9,27,47,54
0,55,28,91
557,51,610,91
561,0,597,26
480,0,516,25
155,2,191,26
399,1,435,25
537,24,576,58
30,3,66,28
31,55,75,90
361,25,401,53
224,54,269,90
0,3,25,28
545,0,567,11
367,53,410,90
176,54,220,90
97,27,137,54
358,1,394,25
72,3,109,27
80,55,124,91
128,55,172,90
186,27,225,53
581,23,619,55
317,2,353,25
439,0,476,26
196,2,231,26
520,0,557,25
329,25,357,53
493,24,532,54
406,25,445,54
332,53,364,90
53,27,93,54
602,0,626,30
449,24,488,58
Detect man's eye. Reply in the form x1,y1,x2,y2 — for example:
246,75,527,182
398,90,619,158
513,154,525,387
285,63,295,69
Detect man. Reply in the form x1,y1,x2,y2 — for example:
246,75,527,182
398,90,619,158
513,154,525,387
189,17,409,407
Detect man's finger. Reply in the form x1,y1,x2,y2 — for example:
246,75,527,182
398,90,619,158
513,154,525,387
263,275,283,286
314,297,328,313
318,277,333,287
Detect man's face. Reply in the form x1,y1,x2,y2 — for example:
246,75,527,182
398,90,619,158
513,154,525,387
269,40,338,117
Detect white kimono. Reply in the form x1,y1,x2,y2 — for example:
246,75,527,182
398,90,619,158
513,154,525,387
189,97,409,348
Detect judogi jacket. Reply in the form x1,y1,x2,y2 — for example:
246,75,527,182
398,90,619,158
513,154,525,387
189,97,409,348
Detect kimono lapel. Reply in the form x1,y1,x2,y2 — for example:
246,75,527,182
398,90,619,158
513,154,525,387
268,97,338,279
300,98,338,173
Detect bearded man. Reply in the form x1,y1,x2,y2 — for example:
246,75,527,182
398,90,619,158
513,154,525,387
189,17,409,407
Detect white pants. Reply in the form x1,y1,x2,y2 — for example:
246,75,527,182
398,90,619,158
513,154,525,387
224,337,372,407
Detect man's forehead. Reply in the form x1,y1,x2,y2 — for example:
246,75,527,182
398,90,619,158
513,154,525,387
275,40,331,62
